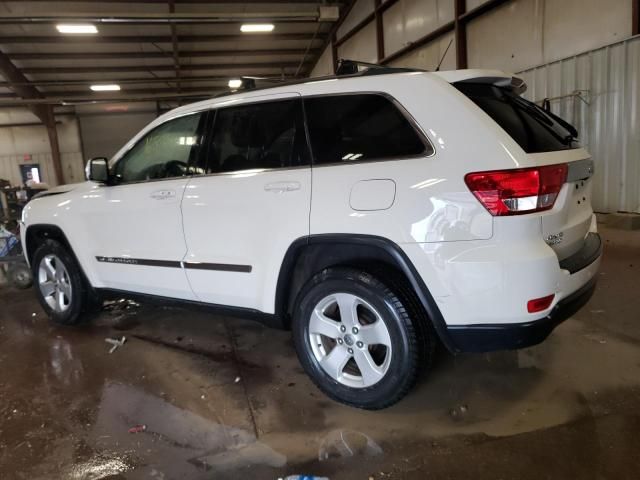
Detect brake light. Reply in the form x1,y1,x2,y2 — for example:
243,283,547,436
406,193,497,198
527,294,555,313
465,164,568,216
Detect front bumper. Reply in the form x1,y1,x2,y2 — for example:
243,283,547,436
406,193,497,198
446,233,602,353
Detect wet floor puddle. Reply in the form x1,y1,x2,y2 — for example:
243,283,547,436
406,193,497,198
2,286,640,479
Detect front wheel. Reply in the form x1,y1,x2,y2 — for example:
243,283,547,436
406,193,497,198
292,267,430,409
32,239,91,325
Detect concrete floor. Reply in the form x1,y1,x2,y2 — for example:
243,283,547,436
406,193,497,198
1,223,639,480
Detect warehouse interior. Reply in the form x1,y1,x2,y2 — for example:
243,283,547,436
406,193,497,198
0,0,639,479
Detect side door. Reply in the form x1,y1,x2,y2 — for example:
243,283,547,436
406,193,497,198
80,110,208,299
181,93,311,312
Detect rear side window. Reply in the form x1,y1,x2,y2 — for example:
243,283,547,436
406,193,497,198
454,82,578,153
206,98,309,174
304,94,430,165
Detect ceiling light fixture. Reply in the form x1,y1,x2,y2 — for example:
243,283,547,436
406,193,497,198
228,79,242,89
90,84,121,91
56,24,98,34
240,24,274,33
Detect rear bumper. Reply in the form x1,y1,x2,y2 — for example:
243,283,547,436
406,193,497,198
446,233,602,352
447,270,598,353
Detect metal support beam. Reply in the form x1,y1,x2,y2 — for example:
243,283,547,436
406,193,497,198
0,74,289,88
16,0,340,3
0,33,324,44
0,86,225,99
19,61,305,74
633,0,639,36
374,0,385,61
454,0,467,69
44,106,64,186
8,48,319,61
331,32,338,73
168,0,181,93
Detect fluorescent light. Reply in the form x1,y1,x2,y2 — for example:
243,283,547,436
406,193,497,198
228,79,242,89
56,24,98,34
90,84,120,91
240,24,274,33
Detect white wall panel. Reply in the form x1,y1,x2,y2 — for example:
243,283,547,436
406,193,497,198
337,0,375,40
388,31,456,71
310,44,334,77
337,21,378,64
466,0,491,10
383,0,454,58
543,0,630,64
467,0,544,73
519,37,640,213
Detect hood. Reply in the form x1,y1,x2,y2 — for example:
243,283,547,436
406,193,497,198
31,181,86,200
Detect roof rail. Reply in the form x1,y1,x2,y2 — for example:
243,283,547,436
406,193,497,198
206,60,424,102
336,59,424,76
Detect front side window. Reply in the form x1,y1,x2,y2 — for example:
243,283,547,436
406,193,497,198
113,112,204,183
304,94,430,165
206,98,309,174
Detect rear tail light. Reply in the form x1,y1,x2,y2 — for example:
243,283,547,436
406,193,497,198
527,294,555,313
465,164,568,216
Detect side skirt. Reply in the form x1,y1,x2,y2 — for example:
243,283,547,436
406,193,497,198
95,288,284,329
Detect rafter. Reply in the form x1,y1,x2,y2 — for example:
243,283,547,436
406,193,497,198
19,61,308,74
0,33,325,44
7,49,319,60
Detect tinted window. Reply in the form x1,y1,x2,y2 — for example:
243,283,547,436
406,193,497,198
114,112,204,183
207,98,309,173
304,94,429,165
454,82,578,153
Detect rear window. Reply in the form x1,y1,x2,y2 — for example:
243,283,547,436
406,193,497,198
455,82,578,153
304,94,430,165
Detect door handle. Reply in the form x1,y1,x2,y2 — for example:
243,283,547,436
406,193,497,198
264,181,301,193
150,189,177,200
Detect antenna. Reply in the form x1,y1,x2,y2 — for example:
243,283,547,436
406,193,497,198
435,39,454,72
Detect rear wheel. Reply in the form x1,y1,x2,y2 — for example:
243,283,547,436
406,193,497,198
292,267,431,409
32,239,91,325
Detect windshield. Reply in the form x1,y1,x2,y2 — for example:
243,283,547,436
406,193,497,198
454,82,579,153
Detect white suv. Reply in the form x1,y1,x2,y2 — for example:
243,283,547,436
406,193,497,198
21,67,602,409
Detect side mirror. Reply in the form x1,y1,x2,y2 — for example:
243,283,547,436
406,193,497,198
86,157,109,183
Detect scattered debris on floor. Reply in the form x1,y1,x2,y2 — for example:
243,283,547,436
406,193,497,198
128,424,147,434
235,376,241,383
280,475,330,480
105,336,127,353
449,404,469,420
103,298,141,315
318,429,383,461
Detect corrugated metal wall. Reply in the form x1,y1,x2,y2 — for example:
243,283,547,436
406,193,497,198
519,36,640,214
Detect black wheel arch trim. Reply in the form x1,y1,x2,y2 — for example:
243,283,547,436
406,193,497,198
24,223,98,296
275,234,458,352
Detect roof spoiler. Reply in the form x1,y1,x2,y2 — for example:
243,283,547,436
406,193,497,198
456,75,527,94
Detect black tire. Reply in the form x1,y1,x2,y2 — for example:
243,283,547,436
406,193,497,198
292,267,432,410
8,263,33,289
31,239,92,325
